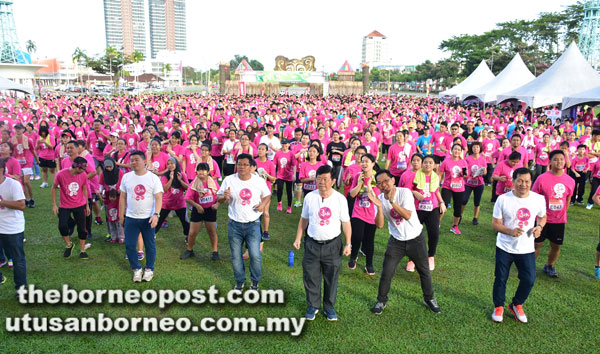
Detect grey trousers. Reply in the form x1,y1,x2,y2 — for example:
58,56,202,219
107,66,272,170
302,236,343,310
377,232,434,303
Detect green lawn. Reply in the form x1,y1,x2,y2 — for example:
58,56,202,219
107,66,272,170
1,176,599,353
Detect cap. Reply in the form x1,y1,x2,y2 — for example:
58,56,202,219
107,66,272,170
487,129,496,133
110,132,119,137
13,123,25,130
281,138,291,144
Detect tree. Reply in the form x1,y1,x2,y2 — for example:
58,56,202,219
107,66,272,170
72,47,87,85
163,63,172,77
230,54,264,71
130,50,144,83
105,46,119,77
25,40,36,55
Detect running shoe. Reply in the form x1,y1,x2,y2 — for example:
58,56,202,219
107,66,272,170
472,217,479,225
95,217,103,225
262,231,270,240
371,302,386,315
277,202,282,211
133,269,143,283
104,234,112,242
491,306,504,323
508,303,528,323
28,200,35,208
7,260,13,268
64,243,74,258
347,258,357,270
365,265,375,276
142,269,154,282
79,252,89,260
234,282,244,291
450,225,462,235
34,176,40,180
595,267,600,280
39,182,48,188
423,298,441,313
587,203,594,210
324,308,338,321
250,280,259,291
137,251,145,261
211,251,220,261
286,206,292,214
294,200,302,208
180,249,195,259
428,257,435,271
161,221,168,228
543,264,558,278
0,260,6,268
305,306,318,320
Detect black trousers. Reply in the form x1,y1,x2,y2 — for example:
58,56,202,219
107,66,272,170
58,205,87,240
212,155,224,175
377,233,434,303
463,185,484,207
441,188,464,218
86,199,93,237
533,164,548,182
417,208,441,257
569,170,586,203
302,236,343,310
155,208,190,236
276,179,293,207
491,180,499,203
588,177,600,205
484,163,493,185
350,218,377,267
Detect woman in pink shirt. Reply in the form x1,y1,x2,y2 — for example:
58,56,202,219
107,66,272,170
36,126,56,188
439,143,468,235
255,143,276,240
492,151,522,197
570,144,589,204
348,153,380,275
182,135,202,182
147,139,169,176
410,155,446,272
183,162,221,260
362,130,379,160
123,124,140,151
199,143,221,180
461,142,487,226
274,139,295,213
112,138,131,173
155,157,189,237
398,153,422,188
299,145,324,196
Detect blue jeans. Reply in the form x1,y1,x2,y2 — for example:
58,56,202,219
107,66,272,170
0,243,10,262
493,247,536,307
33,160,40,177
228,219,262,283
124,217,156,271
0,232,26,290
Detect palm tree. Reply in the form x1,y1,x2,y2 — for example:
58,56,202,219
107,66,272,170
131,50,144,84
72,47,87,85
163,63,172,86
105,46,119,79
25,40,36,55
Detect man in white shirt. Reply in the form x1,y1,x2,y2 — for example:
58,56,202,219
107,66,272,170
491,167,546,324
259,124,281,161
217,153,271,291
294,165,352,321
119,150,163,283
0,159,26,292
370,170,441,315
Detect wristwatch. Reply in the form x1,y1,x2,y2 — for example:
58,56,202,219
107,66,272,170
345,244,352,248
153,213,159,216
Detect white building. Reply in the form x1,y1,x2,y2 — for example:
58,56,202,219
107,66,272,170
361,30,390,67
123,49,182,86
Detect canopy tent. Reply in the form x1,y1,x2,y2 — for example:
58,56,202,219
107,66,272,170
338,60,353,73
0,76,31,94
439,60,495,98
462,53,535,103
562,85,600,110
497,43,600,108
234,59,254,74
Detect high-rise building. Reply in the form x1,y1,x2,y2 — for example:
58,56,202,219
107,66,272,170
148,0,186,59
361,30,389,67
103,0,147,58
103,0,186,60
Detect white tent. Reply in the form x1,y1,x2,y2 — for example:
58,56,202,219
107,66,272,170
0,76,32,94
439,60,495,98
462,53,535,103
562,85,600,110
497,43,600,108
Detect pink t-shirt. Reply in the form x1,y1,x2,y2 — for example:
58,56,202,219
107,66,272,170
571,155,589,172
123,133,140,151
184,147,202,178
482,138,499,164
161,171,189,210
5,157,21,178
412,174,440,211
256,159,276,190
350,172,380,224
387,143,413,176
36,135,55,160
150,152,169,173
398,170,416,188
299,161,324,191
105,198,120,222
432,132,450,156
440,158,468,192
532,171,574,224
185,180,220,209
498,146,528,167
54,169,88,208
209,131,224,156
13,136,35,168
493,160,516,195
534,143,550,166
274,150,296,181
87,129,110,161
465,155,487,187
363,140,379,156
343,163,361,196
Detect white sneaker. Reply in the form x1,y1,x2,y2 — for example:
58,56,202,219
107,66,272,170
84,243,92,250
34,176,41,180
133,269,143,282
142,269,154,282
39,182,48,188
491,306,504,323
509,303,528,323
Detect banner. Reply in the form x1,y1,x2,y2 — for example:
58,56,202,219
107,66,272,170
238,81,246,96
256,71,312,83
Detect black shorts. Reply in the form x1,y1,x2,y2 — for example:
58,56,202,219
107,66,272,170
190,206,217,223
93,157,103,169
295,171,301,184
39,157,56,169
535,223,565,245
433,155,445,164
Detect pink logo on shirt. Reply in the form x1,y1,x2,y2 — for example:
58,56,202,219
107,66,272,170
240,188,252,205
318,207,332,226
390,208,404,225
516,208,530,228
134,184,146,201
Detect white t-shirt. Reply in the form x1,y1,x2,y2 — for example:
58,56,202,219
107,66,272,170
0,177,25,234
259,135,281,160
222,139,237,165
301,189,350,241
379,187,423,241
120,170,164,219
217,173,271,223
493,191,546,254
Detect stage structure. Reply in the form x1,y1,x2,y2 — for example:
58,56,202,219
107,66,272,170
580,0,600,69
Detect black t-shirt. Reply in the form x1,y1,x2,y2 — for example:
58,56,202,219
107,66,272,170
462,130,478,144
327,141,346,166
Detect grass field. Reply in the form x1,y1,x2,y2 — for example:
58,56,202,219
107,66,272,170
1,175,599,353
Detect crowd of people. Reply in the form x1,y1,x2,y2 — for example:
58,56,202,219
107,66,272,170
0,92,599,323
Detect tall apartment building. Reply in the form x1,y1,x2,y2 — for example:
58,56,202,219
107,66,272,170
148,0,187,58
103,0,147,57
361,30,389,67
103,0,187,59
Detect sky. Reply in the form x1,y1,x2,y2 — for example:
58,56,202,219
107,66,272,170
14,0,576,72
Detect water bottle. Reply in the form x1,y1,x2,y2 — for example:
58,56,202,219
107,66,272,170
288,250,294,267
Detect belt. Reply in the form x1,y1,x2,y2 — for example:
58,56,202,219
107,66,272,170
307,235,339,245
